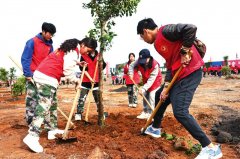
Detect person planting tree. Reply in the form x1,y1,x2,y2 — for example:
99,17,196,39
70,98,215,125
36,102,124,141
136,18,223,159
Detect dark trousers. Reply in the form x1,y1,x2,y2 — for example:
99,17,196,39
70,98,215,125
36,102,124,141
153,69,211,147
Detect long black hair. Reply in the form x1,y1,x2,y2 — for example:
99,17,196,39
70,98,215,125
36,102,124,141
59,38,80,53
59,37,97,54
128,53,135,64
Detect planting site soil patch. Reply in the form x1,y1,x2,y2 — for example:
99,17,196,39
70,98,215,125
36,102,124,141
0,77,240,158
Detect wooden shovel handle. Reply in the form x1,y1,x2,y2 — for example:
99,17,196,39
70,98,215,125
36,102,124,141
130,77,154,111
62,65,87,139
84,60,99,122
142,66,183,132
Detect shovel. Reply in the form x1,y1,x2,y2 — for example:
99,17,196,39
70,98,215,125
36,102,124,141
130,77,154,111
140,66,183,134
57,64,87,142
84,60,98,125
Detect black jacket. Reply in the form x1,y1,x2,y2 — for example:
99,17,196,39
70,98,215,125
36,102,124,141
161,24,197,82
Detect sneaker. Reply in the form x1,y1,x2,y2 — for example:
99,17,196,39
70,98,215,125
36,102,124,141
145,125,161,138
128,104,133,107
195,144,223,159
48,129,64,140
23,134,43,153
137,112,150,119
132,104,137,108
75,113,82,121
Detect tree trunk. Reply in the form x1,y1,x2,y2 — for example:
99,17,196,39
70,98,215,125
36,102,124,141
97,51,105,126
97,21,106,127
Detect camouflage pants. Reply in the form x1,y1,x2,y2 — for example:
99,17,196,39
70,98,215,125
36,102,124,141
127,84,138,105
25,81,38,125
29,82,58,136
77,88,100,114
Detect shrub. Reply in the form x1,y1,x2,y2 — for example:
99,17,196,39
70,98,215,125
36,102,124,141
221,66,231,77
12,76,26,97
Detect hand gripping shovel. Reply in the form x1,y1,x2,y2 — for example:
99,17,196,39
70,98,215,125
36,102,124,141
140,66,183,134
130,77,154,111
58,64,87,142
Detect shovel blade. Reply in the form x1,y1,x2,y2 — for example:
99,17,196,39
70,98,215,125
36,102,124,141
56,137,78,144
55,133,78,144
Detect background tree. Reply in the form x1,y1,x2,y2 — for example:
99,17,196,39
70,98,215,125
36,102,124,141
9,67,16,92
222,56,231,77
0,67,9,85
83,0,141,126
223,55,229,66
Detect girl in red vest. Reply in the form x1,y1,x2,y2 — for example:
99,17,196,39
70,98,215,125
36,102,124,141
123,53,140,108
129,49,162,119
137,18,222,159
23,38,97,153
75,50,106,122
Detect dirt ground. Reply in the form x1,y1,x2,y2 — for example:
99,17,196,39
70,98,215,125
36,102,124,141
0,76,240,159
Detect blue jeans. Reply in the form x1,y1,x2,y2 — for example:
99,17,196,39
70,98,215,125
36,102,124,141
153,69,211,147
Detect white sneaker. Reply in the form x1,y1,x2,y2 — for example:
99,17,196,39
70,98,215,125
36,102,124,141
137,112,150,119
195,144,223,159
48,129,64,140
23,134,43,153
75,113,82,121
132,104,137,108
128,104,133,107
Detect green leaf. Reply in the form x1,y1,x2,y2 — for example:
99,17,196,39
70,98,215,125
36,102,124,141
165,134,175,140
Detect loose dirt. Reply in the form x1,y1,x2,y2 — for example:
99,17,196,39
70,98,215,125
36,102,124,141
0,76,239,159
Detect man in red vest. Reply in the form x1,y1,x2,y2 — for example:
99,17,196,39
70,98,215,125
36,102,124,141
137,18,222,159
21,22,56,125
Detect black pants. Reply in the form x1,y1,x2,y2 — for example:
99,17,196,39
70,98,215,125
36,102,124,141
153,69,211,147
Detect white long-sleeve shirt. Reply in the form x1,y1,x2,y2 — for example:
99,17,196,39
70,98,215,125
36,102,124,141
129,61,160,91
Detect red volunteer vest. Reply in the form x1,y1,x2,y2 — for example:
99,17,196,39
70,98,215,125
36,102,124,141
37,50,65,82
154,26,204,81
30,37,51,73
123,62,140,85
138,59,162,92
81,54,99,83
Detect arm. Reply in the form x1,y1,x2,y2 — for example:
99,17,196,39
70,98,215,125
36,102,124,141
78,57,87,71
123,63,129,74
162,24,197,47
143,64,159,91
63,50,79,83
21,39,34,77
164,69,172,82
128,61,137,76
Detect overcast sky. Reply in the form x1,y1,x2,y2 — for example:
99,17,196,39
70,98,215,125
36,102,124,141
1,0,240,75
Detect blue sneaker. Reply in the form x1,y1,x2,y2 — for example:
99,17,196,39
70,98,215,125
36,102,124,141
195,144,223,159
144,125,161,138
